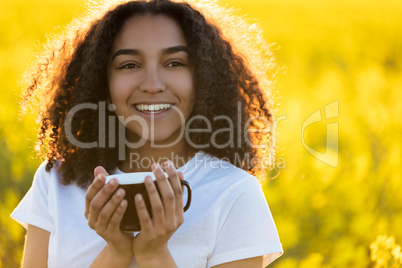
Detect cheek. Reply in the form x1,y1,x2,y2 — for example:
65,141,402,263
184,75,195,106
108,75,133,102
172,71,194,102
180,87,195,115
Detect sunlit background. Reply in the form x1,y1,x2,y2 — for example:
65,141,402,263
1,0,401,267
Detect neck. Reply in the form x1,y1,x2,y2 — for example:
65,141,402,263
118,139,197,173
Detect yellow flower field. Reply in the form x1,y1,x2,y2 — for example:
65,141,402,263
0,0,401,267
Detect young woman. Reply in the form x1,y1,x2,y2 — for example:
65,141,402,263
11,0,283,267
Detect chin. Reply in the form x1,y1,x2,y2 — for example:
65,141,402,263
145,133,181,144
126,124,185,146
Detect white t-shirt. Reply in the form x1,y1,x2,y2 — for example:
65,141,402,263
11,151,283,267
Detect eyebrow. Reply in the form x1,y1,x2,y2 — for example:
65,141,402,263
111,45,189,61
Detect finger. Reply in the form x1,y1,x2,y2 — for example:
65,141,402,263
96,188,126,233
94,166,109,179
166,164,184,226
144,175,166,230
85,166,109,219
106,194,128,233
176,172,185,224
154,163,175,224
85,174,106,219
176,172,185,217
87,178,120,229
135,193,153,234
177,171,185,182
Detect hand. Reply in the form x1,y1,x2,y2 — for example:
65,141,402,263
132,161,185,266
85,166,133,259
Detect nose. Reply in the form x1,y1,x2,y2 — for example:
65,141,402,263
139,65,166,93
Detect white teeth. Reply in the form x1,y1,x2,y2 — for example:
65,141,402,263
135,104,173,112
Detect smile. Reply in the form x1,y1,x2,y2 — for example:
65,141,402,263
135,104,174,113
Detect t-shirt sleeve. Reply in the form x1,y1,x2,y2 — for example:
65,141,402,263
10,162,54,232
207,177,283,268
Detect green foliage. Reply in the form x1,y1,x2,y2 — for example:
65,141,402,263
0,0,401,267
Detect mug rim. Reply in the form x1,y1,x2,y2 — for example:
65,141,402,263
105,172,168,185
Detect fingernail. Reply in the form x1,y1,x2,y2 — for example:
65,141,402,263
145,176,153,184
152,163,157,172
116,189,123,196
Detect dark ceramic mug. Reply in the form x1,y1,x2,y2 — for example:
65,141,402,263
105,172,192,232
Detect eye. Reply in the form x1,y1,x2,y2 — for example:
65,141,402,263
119,63,139,69
167,61,185,67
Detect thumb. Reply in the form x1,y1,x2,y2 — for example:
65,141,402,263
94,166,109,179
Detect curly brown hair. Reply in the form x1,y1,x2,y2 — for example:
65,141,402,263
22,0,277,188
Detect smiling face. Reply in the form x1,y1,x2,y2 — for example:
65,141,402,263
108,14,194,145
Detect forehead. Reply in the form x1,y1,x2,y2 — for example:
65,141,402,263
112,14,187,51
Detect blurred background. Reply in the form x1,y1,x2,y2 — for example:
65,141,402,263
1,0,401,267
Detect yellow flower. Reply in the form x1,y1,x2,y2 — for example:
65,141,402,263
370,235,402,268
